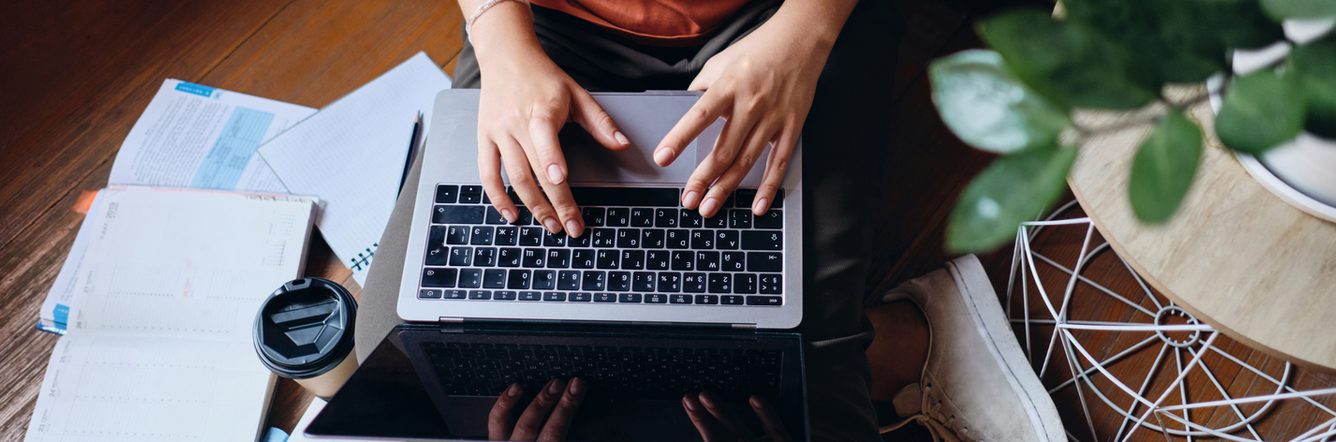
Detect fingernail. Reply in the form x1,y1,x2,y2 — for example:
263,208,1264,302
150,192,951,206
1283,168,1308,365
683,190,701,208
654,148,674,165
569,378,585,396
699,197,720,216
547,379,564,395
753,197,769,215
544,217,562,233
547,164,565,184
507,384,521,398
565,220,582,237
501,208,516,223
682,396,697,411
614,131,629,146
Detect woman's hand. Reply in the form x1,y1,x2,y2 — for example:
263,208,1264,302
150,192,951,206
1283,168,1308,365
469,2,630,237
654,1,854,218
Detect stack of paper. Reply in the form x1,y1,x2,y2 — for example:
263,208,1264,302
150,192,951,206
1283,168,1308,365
26,187,317,442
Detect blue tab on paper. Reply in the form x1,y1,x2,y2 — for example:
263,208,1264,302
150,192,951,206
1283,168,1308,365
53,303,70,326
175,81,217,97
191,108,275,189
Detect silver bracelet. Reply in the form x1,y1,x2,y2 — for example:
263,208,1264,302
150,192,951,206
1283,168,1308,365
465,0,530,44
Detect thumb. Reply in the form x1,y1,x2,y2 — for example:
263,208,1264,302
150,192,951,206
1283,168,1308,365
571,90,631,151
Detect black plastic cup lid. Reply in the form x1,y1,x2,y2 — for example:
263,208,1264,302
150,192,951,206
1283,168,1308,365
253,277,357,380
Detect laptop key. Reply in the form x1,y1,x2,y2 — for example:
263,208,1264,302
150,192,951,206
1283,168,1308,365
669,294,693,304
594,293,616,303
581,207,606,226
715,230,739,250
435,205,484,224
425,243,447,266
690,230,714,249
419,289,443,299
773,189,785,207
507,270,531,289
721,295,745,305
449,246,473,266
468,290,492,300
495,290,518,300
533,270,556,290
721,252,745,272
646,250,670,270
519,291,543,301
655,208,680,228
568,233,592,247
570,292,593,302
741,231,781,250
558,271,581,290
446,226,470,244
435,185,459,204
542,231,566,247
516,207,534,226
646,294,668,303
657,272,682,292
521,248,545,268
759,274,782,294
746,296,782,306
754,210,782,229
495,248,521,267
470,226,495,245
545,249,570,268
595,250,619,269
423,268,457,288
571,249,596,269
494,226,518,245
630,208,655,227
666,229,690,249
445,289,468,299
708,273,732,294
641,229,665,248
483,269,506,288
459,185,483,203
518,227,543,246
728,209,752,229
543,292,566,302
608,271,631,292
485,206,507,225
670,251,694,270
734,273,757,294
606,208,630,227
620,250,645,270
581,271,607,291
616,228,641,248
696,294,720,305
696,251,720,271
704,212,728,228
618,293,643,303
591,228,616,248
683,273,706,293
632,272,656,292
458,269,483,288
679,210,703,228
747,252,782,272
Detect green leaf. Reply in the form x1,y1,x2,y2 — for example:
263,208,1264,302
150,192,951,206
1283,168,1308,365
1288,35,1336,138
1216,70,1306,154
1203,0,1287,50
1063,0,1235,83
1129,110,1204,223
1261,0,1336,19
946,145,1079,253
978,9,1159,110
929,50,1072,154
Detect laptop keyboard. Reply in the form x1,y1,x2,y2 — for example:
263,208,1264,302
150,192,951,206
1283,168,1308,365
418,185,786,307
422,341,783,398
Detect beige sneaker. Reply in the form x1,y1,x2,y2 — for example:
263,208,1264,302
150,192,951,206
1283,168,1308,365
880,255,1065,441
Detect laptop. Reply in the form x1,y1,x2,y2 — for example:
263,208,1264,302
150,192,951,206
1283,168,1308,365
306,89,809,440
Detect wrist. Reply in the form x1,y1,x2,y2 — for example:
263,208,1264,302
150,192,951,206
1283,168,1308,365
466,2,547,70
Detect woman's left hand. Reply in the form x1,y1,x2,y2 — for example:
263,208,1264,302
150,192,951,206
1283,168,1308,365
653,5,845,218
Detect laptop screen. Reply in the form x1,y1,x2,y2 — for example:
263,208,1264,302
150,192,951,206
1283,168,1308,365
304,324,808,441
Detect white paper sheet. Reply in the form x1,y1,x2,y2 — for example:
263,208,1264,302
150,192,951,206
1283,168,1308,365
259,52,451,284
25,187,317,442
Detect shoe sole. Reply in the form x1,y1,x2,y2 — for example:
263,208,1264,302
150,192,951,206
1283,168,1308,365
948,255,1067,442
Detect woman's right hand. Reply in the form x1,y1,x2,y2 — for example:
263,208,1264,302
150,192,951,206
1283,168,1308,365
468,2,630,237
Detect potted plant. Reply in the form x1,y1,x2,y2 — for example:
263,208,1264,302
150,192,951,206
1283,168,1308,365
932,0,1336,252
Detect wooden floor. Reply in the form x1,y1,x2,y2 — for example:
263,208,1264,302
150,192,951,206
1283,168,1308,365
2,1,1331,441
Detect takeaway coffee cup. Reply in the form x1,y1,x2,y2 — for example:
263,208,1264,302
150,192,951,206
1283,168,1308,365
253,277,358,399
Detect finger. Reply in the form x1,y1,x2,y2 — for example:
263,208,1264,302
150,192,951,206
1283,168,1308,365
516,130,585,237
537,378,587,442
479,137,518,223
512,379,567,440
528,104,571,185
488,384,523,441
686,117,765,215
683,394,722,442
698,391,743,436
699,124,775,218
571,90,630,151
498,136,562,234
753,126,798,216
750,395,791,442
655,90,729,167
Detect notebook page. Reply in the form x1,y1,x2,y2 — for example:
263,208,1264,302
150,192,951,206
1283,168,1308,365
25,334,273,442
258,52,451,284
65,187,317,342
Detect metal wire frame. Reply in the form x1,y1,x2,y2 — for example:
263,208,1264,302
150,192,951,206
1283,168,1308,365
1005,203,1336,441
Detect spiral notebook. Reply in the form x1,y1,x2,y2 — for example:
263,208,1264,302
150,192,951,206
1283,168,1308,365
258,52,451,285
26,187,317,442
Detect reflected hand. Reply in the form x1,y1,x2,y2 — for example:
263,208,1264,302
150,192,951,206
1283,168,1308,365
489,378,586,441
682,392,790,442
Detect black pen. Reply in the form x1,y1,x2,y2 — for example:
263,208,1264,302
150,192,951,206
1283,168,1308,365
399,112,424,193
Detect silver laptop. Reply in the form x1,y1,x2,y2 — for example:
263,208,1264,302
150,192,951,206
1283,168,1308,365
397,89,803,330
